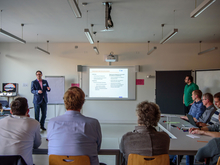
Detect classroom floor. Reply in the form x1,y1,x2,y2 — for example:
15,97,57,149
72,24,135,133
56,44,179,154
33,123,202,165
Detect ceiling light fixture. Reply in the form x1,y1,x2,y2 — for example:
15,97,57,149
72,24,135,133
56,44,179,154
198,41,218,55
93,41,99,55
147,41,157,55
93,47,99,55
0,11,26,44
0,28,26,44
35,40,50,55
190,0,216,18
160,24,178,44
67,0,82,18
84,24,94,44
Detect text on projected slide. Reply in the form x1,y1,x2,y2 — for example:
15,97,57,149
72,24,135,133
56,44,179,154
89,68,128,98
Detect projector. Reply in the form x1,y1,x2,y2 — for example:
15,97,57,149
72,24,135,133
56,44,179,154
104,54,118,62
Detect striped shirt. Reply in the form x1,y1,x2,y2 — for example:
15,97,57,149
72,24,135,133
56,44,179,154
208,109,220,125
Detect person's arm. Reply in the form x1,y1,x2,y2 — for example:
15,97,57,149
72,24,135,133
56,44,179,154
33,124,42,149
183,94,184,104
180,116,188,120
119,135,124,154
46,81,51,92
195,138,218,162
31,81,39,94
195,105,206,120
96,121,102,152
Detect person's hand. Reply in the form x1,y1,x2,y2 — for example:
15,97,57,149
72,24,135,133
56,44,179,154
191,129,205,135
197,122,208,127
47,87,50,90
189,127,199,133
180,116,187,119
38,90,42,94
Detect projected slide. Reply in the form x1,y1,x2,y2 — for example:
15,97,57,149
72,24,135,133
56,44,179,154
89,68,128,98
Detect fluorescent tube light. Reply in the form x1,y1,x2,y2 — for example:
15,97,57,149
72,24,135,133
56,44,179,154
67,0,82,18
190,0,216,18
84,29,94,44
198,47,218,55
35,47,50,55
147,47,157,55
160,29,178,44
0,28,26,44
93,46,99,55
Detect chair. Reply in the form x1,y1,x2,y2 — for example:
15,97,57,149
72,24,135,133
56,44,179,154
127,154,170,165
49,155,91,165
217,156,220,165
0,155,27,165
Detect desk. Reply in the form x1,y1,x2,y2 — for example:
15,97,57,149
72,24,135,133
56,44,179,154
160,115,212,164
33,117,213,165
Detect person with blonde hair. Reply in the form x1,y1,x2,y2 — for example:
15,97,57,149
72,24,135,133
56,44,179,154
119,101,170,165
47,87,102,165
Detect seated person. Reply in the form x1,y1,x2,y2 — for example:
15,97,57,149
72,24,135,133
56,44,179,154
0,97,41,165
195,93,217,124
181,90,205,121
195,138,220,165
47,87,102,165
119,101,170,165
198,92,220,127
189,93,220,165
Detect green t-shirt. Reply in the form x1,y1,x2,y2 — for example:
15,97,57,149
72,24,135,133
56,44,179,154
184,82,199,106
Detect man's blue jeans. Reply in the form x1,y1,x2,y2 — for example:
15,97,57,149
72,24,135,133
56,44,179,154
34,100,47,127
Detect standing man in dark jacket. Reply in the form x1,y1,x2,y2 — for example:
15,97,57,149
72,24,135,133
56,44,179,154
31,70,50,131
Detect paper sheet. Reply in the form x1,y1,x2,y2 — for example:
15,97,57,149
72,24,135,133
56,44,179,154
186,134,200,139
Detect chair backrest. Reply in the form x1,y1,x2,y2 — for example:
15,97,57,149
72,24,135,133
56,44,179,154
0,155,27,165
217,156,220,165
49,155,91,165
127,154,170,165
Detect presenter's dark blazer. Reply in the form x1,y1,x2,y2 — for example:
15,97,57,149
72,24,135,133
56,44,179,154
31,79,50,104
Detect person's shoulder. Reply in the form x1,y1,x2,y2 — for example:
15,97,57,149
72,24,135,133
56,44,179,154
32,79,37,83
25,117,40,126
156,131,170,138
121,131,135,138
49,114,65,122
83,116,100,124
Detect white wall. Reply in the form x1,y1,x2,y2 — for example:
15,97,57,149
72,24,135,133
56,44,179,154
0,42,220,123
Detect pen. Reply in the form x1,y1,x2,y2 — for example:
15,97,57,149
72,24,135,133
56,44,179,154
197,140,208,143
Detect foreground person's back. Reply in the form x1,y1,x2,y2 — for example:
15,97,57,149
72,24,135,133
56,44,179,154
0,97,41,165
47,87,102,165
120,101,170,165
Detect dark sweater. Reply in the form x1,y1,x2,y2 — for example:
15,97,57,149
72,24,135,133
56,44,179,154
119,126,170,165
196,138,220,165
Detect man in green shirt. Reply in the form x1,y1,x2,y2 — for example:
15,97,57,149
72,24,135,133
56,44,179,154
183,75,199,115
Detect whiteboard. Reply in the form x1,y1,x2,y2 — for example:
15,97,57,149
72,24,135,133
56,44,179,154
45,76,65,104
195,69,220,96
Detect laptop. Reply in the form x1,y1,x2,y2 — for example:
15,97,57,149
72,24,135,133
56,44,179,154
186,114,201,128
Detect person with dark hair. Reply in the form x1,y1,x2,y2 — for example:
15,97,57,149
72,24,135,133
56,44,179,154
0,97,41,165
31,70,50,131
47,87,102,165
119,101,170,165
183,75,199,115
